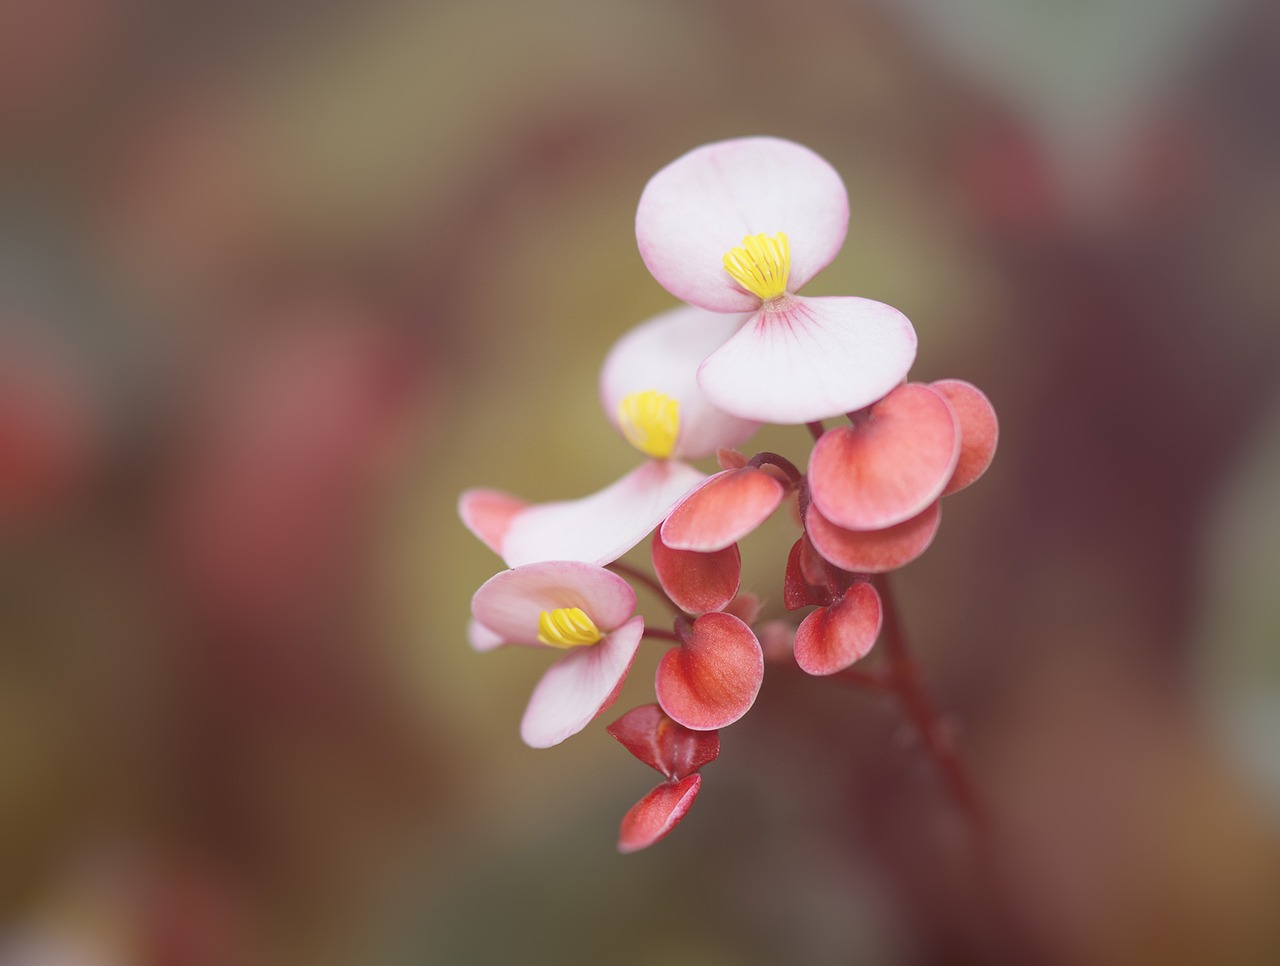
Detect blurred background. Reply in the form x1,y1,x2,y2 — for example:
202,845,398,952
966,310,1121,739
3,0,1280,962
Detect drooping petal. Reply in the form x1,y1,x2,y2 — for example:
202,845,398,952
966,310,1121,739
467,619,508,652
617,774,702,854
636,137,849,313
599,306,759,460
501,460,705,567
806,502,942,574
696,295,917,424
651,529,740,615
457,488,529,557
793,582,882,675
808,383,960,530
784,535,829,610
520,616,645,748
607,704,720,780
660,467,785,552
932,379,999,495
471,561,636,645
656,612,763,730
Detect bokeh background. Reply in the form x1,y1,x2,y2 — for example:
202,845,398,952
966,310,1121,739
3,0,1280,963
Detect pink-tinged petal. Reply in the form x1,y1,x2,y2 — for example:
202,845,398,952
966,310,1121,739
758,619,797,664
651,530,740,615
656,612,763,730
458,488,529,557
607,704,720,780
520,616,645,748
809,383,960,530
636,137,849,312
617,774,702,854
600,306,759,459
793,583,882,675
467,619,509,652
806,502,942,574
471,561,636,645
932,379,999,495
697,296,917,424
661,467,784,552
502,460,705,567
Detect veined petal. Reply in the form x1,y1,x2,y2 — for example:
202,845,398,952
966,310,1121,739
793,582,882,676
636,137,848,313
600,306,759,460
660,467,785,552
656,612,763,730
932,380,999,495
471,561,636,646
521,616,645,748
808,383,960,531
502,460,705,567
651,529,741,615
806,502,941,574
696,295,917,424
607,704,720,780
617,774,702,854
458,488,529,557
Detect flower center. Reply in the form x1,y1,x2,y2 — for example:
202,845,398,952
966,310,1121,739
537,607,603,648
723,231,790,301
617,390,680,459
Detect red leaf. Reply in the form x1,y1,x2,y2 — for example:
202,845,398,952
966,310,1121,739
617,775,701,853
793,582,882,675
651,529,740,615
656,612,763,730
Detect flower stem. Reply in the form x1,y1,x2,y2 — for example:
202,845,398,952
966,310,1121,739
872,573,985,830
806,420,825,442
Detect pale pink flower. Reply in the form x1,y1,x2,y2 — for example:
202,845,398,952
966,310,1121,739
470,561,644,748
459,306,758,567
636,136,918,423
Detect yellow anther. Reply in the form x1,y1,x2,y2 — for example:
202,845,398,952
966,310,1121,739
617,390,680,460
537,607,604,648
722,231,791,301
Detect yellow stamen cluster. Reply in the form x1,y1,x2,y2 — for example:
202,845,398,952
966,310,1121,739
723,231,791,301
537,607,603,648
617,390,680,460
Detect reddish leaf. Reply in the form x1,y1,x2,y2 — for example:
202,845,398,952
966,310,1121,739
793,582,882,675
617,775,701,854
932,379,998,495
607,704,720,780
661,467,784,552
808,383,959,531
806,501,941,574
651,529,740,615
656,612,763,730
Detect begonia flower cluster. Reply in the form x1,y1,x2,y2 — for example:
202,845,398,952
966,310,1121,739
460,136,997,852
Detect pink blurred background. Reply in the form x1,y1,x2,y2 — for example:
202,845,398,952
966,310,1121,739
3,0,1280,963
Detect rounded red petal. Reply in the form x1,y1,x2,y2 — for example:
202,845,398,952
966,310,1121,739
655,612,763,730
806,502,942,574
617,775,702,854
793,582,883,675
651,529,740,615
660,467,784,552
808,383,959,530
932,379,999,495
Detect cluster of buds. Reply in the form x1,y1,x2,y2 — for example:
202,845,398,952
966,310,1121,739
460,137,997,851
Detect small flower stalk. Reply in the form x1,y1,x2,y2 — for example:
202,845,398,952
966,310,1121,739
460,136,998,851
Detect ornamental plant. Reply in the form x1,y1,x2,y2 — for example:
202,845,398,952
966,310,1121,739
460,136,997,852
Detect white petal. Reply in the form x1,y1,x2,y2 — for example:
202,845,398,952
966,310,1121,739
502,460,705,567
697,295,917,424
521,616,645,747
470,561,636,645
636,137,848,312
600,305,759,460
